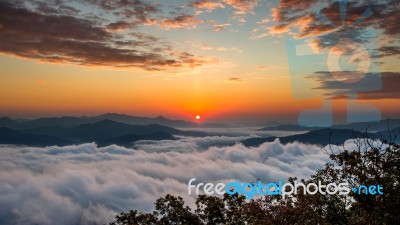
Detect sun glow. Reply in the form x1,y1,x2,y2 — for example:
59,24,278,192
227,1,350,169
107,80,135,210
195,115,201,120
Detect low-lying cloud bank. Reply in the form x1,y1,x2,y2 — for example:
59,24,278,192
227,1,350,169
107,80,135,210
0,137,332,225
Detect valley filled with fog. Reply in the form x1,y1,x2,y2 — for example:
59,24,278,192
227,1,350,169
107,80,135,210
0,128,331,225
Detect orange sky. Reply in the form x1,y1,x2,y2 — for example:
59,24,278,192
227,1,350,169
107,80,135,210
0,0,399,124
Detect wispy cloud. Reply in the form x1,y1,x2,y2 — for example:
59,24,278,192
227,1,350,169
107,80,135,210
191,42,241,53
223,0,259,14
312,71,400,100
84,0,160,23
191,0,225,12
158,14,204,29
212,23,231,32
225,77,243,83
257,66,269,71
105,21,134,31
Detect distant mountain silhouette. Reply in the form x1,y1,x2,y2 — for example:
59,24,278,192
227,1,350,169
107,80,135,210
2,114,400,148
0,127,74,147
375,127,400,144
257,119,400,132
332,119,400,132
258,124,321,131
0,113,227,129
20,116,92,129
23,119,207,142
94,114,198,127
0,118,208,147
242,128,365,147
95,114,228,128
0,117,20,128
260,121,287,128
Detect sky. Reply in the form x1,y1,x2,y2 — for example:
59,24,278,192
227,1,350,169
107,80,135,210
0,0,399,123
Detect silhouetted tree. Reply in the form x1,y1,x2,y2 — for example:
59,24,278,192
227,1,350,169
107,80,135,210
109,210,157,225
155,194,202,225
195,195,226,225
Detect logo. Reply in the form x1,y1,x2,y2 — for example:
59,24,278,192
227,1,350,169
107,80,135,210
286,0,382,127
188,178,384,200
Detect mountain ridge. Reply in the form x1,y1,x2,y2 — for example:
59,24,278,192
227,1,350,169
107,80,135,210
257,119,400,132
0,119,207,147
0,113,227,129
242,127,400,147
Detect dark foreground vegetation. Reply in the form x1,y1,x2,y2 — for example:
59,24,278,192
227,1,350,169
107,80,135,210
110,135,400,225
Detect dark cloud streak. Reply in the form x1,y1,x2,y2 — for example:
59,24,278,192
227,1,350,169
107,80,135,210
313,71,400,100
272,0,400,57
85,0,160,23
158,14,204,29
0,1,212,70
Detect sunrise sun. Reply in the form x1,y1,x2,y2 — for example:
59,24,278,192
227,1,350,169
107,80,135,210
195,115,201,120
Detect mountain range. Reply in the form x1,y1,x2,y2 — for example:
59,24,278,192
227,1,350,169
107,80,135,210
0,119,207,147
0,113,226,129
0,127,74,147
242,128,400,147
258,119,400,132
1,114,399,148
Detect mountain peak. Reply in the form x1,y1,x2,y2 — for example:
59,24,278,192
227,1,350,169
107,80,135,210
96,119,121,125
0,117,14,121
98,113,125,117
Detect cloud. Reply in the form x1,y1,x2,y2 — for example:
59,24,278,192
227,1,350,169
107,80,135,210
312,71,400,100
0,1,213,71
213,23,231,32
134,135,252,152
192,42,241,53
0,136,332,225
223,0,259,14
257,17,270,24
191,0,255,23
379,45,400,57
158,14,204,30
85,0,160,23
355,72,400,99
225,77,243,83
257,66,269,71
189,0,258,23
105,21,134,31
270,0,320,34
191,1,225,12
34,1,81,15
270,0,400,57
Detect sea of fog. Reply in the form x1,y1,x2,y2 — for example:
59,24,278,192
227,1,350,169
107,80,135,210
0,128,331,225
